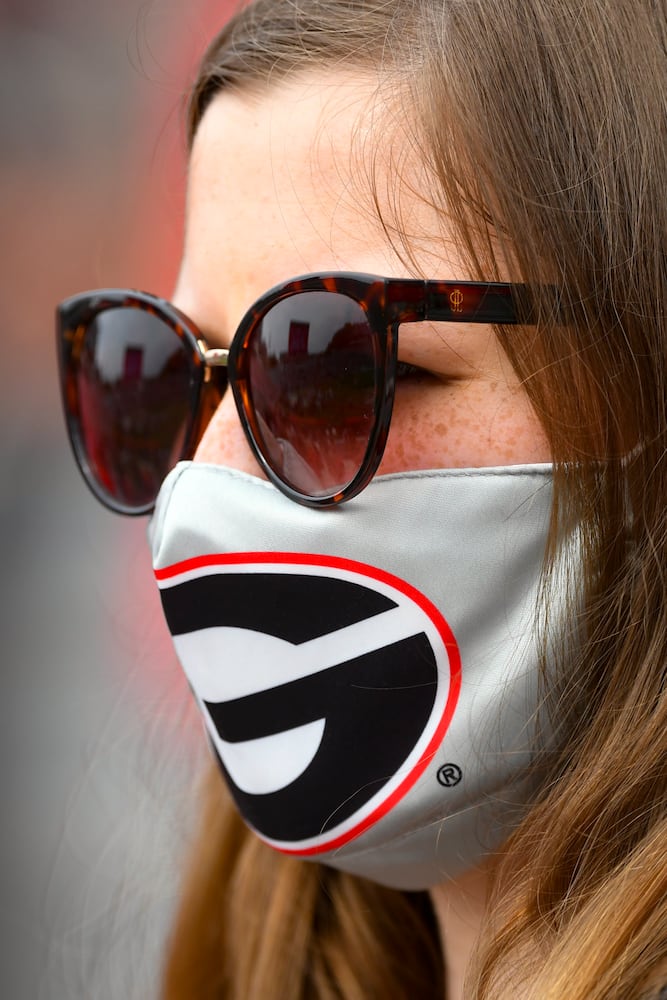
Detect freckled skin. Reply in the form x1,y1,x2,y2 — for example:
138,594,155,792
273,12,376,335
176,70,550,480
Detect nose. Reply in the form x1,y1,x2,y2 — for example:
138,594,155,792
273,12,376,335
193,387,267,479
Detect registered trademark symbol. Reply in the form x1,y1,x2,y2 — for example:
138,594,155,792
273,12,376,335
437,763,463,788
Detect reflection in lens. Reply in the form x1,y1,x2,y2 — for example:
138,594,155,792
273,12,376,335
77,307,191,508
247,292,379,496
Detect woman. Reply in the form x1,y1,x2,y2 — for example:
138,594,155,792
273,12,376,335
57,1,667,997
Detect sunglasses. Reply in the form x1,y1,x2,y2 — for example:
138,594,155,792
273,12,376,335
57,271,540,514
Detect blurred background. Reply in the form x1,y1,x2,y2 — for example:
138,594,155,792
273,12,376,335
1,1,235,996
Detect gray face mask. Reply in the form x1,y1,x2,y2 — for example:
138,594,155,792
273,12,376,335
150,461,553,890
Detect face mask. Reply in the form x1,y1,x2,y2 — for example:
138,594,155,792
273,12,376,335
150,461,553,890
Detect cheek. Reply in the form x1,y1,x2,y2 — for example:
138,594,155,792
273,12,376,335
194,391,267,478
192,375,551,481
378,380,551,473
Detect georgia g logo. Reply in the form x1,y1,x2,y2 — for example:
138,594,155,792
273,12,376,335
156,553,461,855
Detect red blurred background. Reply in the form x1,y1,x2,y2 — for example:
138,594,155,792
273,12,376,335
1,2,235,996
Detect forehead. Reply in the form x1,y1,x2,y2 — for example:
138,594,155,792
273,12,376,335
179,70,457,329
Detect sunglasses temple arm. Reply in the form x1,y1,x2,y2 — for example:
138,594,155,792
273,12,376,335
425,286,520,324
425,284,561,325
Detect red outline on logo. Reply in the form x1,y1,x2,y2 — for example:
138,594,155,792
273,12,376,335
156,551,462,855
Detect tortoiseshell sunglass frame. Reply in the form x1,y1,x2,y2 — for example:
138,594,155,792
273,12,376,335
57,272,540,514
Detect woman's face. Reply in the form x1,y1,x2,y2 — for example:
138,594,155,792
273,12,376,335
174,71,550,476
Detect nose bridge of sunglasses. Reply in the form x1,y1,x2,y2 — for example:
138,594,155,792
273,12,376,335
202,345,230,380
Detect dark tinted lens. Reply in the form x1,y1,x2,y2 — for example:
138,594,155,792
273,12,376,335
246,291,379,497
76,306,193,508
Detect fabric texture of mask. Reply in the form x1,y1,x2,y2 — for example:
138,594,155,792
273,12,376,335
150,461,554,890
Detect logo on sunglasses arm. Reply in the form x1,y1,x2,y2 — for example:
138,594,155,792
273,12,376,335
156,554,461,854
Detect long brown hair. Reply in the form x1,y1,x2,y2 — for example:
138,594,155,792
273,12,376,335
163,2,667,996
